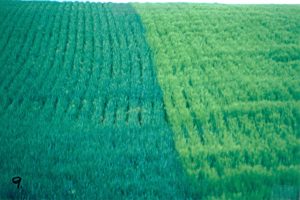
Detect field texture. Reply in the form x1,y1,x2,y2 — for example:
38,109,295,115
0,2,191,199
135,4,300,199
0,1,300,199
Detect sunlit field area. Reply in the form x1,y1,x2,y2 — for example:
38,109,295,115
135,4,300,199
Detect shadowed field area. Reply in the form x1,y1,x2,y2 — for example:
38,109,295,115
0,2,191,199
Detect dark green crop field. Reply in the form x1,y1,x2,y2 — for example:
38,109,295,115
0,1,299,199
0,2,191,199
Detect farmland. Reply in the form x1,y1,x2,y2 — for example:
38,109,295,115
0,1,299,199
134,4,300,199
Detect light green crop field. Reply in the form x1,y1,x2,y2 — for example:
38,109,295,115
134,4,300,199
0,1,299,199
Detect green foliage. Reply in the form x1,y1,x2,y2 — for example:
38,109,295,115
134,3,300,199
0,2,192,199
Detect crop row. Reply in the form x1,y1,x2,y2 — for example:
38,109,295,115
0,3,165,128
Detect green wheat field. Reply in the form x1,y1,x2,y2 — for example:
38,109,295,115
0,1,299,199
